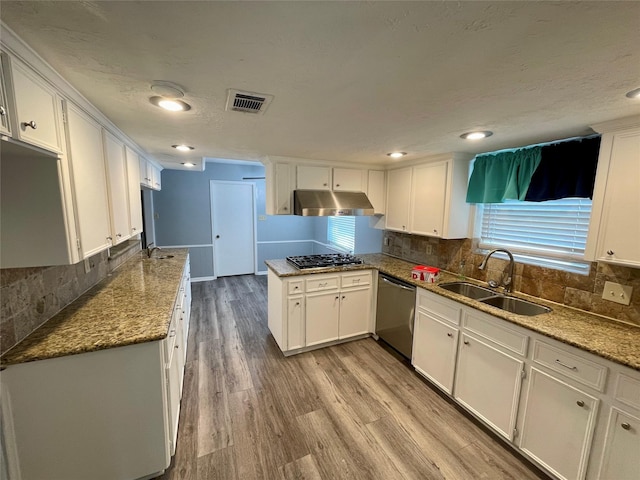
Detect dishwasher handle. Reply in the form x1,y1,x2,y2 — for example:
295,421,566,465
381,276,415,292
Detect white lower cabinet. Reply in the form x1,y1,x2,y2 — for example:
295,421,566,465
267,270,373,355
519,367,599,480
454,332,524,440
596,407,640,479
411,287,640,480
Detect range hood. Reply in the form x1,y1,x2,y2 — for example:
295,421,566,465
293,190,374,216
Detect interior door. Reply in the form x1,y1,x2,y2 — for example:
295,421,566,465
210,180,255,277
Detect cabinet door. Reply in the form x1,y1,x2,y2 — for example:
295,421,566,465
597,407,640,480
385,167,412,232
10,57,63,153
151,164,162,190
65,103,111,257
0,53,11,135
103,130,130,244
367,170,385,215
305,290,340,346
413,310,459,394
297,165,331,190
454,333,524,440
338,287,371,338
275,163,293,214
410,161,447,237
519,368,598,480
139,156,152,187
594,130,640,266
125,146,143,235
333,168,365,192
287,296,305,350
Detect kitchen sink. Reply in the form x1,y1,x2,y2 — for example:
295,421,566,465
439,282,497,300
480,295,551,316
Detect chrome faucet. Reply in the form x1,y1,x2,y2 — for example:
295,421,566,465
146,243,161,258
478,248,515,293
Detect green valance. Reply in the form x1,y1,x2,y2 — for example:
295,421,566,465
466,147,542,203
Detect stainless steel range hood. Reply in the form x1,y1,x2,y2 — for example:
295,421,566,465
294,189,374,216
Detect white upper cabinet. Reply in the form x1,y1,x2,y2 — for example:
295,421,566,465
367,170,386,215
333,167,366,192
0,53,11,136
386,154,471,238
65,102,112,257
6,55,64,153
586,119,640,267
151,163,162,190
385,167,412,231
139,155,152,188
103,130,130,245
125,146,143,236
297,165,331,190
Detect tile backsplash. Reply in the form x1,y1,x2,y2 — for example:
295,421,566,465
382,231,640,326
0,240,141,355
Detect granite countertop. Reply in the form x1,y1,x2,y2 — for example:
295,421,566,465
266,253,640,371
0,249,189,367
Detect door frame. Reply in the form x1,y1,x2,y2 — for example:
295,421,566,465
209,180,257,278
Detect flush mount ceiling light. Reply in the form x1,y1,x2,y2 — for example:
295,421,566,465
172,144,194,152
460,131,493,140
181,162,196,167
625,87,640,99
150,97,191,111
149,81,191,111
387,152,407,159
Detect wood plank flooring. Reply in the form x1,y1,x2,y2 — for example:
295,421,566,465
156,275,548,480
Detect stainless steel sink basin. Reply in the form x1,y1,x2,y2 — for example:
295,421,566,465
480,295,551,316
439,282,497,300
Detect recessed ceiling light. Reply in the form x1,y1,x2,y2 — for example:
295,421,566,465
172,144,194,152
460,131,493,140
149,96,191,112
625,87,640,99
387,152,407,159
181,162,196,167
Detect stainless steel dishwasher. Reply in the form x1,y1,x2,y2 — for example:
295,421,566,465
375,273,416,359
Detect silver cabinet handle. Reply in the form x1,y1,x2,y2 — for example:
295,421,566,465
336,184,340,187
621,422,631,430
463,340,470,345
169,330,176,337
295,302,300,306
380,277,414,291
22,120,37,129
447,333,453,337
0,106,6,116
106,236,113,241
342,295,346,300
576,400,585,407
555,359,578,371
606,250,614,255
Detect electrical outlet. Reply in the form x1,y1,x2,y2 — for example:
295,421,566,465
383,237,390,246
602,281,633,306
258,215,267,221
154,212,159,220
425,244,433,255
84,258,91,274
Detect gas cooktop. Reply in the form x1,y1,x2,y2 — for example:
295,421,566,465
286,254,363,270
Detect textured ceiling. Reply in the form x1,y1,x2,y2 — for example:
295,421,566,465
1,1,639,169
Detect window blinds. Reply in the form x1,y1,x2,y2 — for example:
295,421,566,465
327,216,355,253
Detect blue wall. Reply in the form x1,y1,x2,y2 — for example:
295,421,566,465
153,162,382,278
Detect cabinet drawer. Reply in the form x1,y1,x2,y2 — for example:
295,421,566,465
462,310,528,356
306,275,339,292
288,279,304,295
341,271,372,289
417,289,461,325
532,340,607,392
614,372,640,410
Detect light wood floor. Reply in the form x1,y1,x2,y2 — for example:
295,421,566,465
157,275,548,480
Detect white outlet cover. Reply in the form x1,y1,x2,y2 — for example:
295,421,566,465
602,281,633,306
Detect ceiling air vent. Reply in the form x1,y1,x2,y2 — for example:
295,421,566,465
226,89,274,115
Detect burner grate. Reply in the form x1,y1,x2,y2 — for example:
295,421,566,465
286,254,363,269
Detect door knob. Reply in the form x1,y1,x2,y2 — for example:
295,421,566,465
216,235,220,239
22,120,37,129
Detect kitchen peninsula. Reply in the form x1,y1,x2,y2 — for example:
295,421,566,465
0,249,191,480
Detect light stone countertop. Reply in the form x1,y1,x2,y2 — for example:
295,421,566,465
0,249,189,366
265,253,640,371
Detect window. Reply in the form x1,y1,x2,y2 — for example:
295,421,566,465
478,198,592,274
327,216,355,253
